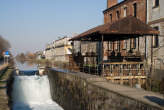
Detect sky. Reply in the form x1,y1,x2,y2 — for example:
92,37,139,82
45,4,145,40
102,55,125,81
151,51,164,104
0,0,122,55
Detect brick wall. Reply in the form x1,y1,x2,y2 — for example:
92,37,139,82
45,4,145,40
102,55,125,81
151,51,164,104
103,0,147,60
107,0,118,8
104,0,147,24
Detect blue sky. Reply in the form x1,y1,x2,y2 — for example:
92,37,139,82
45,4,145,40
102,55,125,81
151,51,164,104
0,0,122,55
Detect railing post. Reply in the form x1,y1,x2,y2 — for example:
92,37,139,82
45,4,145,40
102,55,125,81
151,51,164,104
89,65,90,74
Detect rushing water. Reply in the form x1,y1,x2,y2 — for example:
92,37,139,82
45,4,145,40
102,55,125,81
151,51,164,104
12,75,63,110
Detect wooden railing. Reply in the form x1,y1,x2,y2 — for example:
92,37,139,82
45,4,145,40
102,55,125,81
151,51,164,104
102,62,146,77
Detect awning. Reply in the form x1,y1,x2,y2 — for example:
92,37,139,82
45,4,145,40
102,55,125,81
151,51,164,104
70,16,159,41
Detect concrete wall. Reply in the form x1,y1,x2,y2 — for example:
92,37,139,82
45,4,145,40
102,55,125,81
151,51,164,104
0,67,14,110
47,69,163,110
147,0,164,23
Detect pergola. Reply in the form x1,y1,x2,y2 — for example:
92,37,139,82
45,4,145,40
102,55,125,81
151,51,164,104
70,16,159,75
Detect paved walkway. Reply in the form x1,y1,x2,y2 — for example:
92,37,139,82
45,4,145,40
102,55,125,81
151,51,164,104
0,64,8,71
75,71,164,109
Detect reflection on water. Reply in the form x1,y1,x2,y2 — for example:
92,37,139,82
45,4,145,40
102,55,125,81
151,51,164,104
15,60,38,70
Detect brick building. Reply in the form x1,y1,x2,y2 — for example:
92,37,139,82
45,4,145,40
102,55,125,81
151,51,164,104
104,0,147,24
103,0,147,61
70,0,159,84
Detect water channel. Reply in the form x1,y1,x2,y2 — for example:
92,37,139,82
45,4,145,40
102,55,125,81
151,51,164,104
12,61,63,110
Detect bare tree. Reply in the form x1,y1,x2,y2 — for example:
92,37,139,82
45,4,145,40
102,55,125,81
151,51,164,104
0,36,11,56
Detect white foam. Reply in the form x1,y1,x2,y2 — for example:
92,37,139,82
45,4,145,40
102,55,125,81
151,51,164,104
12,75,63,110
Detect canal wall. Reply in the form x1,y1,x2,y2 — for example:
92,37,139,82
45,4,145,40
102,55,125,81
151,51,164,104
47,68,164,110
0,65,13,110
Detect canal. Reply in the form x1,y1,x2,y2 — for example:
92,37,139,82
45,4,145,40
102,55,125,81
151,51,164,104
12,61,63,110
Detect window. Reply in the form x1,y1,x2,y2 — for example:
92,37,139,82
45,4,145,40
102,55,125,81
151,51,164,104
123,7,127,17
133,3,137,17
110,14,112,23
116,11,120,20
153,0,159,8
109,42,113,50
115,41,118,50
153,26,159,48
131,38,136,49
123,40,127,49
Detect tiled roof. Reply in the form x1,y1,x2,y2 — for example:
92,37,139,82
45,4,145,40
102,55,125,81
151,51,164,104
70,16,159,41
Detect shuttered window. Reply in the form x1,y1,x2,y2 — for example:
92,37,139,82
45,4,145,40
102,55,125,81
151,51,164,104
153,26,159,48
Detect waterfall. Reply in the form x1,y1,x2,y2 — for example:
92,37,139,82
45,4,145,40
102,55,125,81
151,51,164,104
12,75,63,110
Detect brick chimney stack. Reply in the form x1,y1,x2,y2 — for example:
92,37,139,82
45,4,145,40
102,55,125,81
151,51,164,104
107,0,118,8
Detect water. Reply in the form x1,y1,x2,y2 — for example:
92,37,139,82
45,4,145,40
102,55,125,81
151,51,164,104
12,75,63,110
15,60,38,70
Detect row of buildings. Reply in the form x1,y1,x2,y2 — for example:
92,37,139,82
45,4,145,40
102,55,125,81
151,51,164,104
44,0,164,82
44,37,72,63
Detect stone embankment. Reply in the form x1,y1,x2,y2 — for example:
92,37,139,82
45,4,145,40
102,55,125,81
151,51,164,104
47,68,164,110
0,64,13,110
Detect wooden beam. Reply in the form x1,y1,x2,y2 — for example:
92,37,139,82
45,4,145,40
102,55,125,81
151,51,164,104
105,76,147,80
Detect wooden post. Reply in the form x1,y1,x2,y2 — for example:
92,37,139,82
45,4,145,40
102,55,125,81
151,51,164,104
130,38,132,50
145,36,147,59
151,35,153,74
119,40,121,52
150,35,154,90
138,37,140,51
113,41,114,51
101,35,104,76
107,41,110,59
107,41,109,52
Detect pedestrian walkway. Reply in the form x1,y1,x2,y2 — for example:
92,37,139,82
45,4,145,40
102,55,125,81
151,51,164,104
0,64,8,71
0,66,11,110
84,74,164,109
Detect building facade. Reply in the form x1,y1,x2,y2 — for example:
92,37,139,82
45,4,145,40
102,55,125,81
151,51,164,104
44,37,72,63
45,42,55,60
103,0,147,61
104,0,147,24
54,37,72,63
147,0,164,80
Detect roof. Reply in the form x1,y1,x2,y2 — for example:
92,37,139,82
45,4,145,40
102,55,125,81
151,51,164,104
70,16,159,41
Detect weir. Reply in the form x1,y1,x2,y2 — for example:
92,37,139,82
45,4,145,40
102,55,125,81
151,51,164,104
9,62,164,110
12,73,63,110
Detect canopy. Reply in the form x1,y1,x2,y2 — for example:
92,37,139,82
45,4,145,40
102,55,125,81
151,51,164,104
70,16,159,41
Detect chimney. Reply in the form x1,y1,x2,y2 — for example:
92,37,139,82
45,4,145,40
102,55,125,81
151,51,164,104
107,0,118,8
